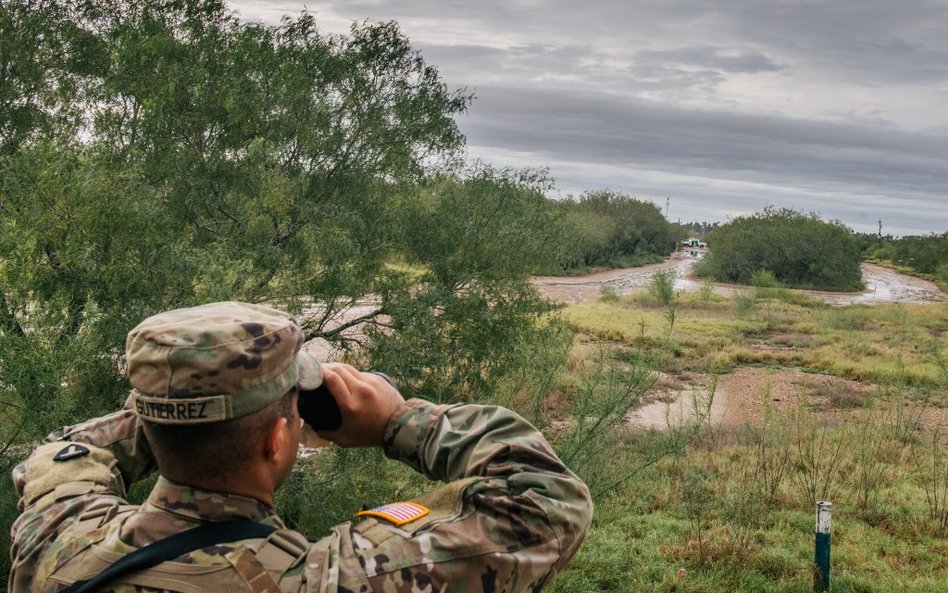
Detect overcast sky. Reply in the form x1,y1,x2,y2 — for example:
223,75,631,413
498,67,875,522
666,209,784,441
232,1,948,236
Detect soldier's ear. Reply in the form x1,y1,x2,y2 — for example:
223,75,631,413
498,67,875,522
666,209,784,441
262,416,289,462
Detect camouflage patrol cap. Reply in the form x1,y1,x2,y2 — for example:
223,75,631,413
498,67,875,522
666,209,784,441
126,301,322,424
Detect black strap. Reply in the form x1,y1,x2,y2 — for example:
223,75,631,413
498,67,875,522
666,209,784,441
59,519,277,593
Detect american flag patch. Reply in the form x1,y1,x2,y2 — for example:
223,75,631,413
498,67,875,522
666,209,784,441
357,502,430,526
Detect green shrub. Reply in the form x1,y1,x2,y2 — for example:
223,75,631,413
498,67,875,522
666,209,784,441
700,208,863,291
937,263,948,286
553,191,686,272
698,277,716,303
750,269,781,288
733,293,756,317
873,232,948,276
649,269,677,308
600,284,620,302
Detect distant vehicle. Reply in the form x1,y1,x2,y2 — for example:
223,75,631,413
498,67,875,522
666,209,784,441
681,237,707,249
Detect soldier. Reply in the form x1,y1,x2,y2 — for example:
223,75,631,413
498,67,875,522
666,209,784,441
9,301,592,592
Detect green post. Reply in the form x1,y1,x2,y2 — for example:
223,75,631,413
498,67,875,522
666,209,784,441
814,501,832,592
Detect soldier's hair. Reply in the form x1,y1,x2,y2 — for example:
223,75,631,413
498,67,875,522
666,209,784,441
143,389,296,482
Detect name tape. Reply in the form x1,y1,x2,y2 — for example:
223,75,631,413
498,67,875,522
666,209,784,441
133,394,228,424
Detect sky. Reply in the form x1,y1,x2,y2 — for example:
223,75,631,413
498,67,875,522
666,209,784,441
231,1,948,237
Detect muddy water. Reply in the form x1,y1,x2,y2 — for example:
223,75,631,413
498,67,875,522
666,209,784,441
533,258,947,305
531,260,688,304
628,386,729,430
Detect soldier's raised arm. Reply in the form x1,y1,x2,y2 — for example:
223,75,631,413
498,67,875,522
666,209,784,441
312,365,593,593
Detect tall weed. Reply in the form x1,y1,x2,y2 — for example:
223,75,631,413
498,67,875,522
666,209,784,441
698,277,716,303
557,347,655,492
599,283,619,302
649,269,677,308
791,396,846,507
748,384,792,504
558,347,713,497
733,292,756,317
720,472,767,560
885,386,932,443
850,407,892,517
751,269,783,300
912,424,948,535
492,318,573,428
682,467,716,565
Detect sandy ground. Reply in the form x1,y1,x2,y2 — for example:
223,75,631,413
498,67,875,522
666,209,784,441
630,367,948,434
532,258,948,305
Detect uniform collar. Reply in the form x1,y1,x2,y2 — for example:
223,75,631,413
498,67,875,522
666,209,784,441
120,477,285,546
144,476,282,524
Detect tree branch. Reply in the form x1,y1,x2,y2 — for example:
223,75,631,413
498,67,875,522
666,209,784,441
305,306,384,342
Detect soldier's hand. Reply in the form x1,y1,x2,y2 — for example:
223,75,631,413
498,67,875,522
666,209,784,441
315,363,405,448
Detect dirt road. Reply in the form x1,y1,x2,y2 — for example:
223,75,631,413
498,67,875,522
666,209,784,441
532,258,947,305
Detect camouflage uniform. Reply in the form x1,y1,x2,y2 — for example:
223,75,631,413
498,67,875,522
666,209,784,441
9,302,592,593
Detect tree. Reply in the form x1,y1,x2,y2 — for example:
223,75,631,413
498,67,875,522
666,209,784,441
695,208,863,291
0,0,481,432
554,191,684,271
366,167,562,401
0,3,582,585
872,233,948,276
556,203,616,270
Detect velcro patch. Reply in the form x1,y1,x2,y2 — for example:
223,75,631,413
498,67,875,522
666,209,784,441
356,502,429,527
54,444,90,462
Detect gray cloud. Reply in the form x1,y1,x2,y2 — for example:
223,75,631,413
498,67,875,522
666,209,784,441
634,47,783,74
464,86,948,193
232,0,948,234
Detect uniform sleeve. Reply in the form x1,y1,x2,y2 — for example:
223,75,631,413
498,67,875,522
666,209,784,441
8,404,156,592
327,399,593,593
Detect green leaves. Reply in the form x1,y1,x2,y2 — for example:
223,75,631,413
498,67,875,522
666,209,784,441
697,207,863,291
356,167,561,402
873,232,948,276
554,190,685,272
0,0,544,429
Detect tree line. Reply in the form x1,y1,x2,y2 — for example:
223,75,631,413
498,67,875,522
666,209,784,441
870,233,948,284
553,191,685,272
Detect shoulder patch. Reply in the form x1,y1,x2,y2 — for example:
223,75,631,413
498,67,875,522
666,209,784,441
54,444,91,462
356,502,429,527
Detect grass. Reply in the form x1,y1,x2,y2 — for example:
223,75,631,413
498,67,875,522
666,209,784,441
561,294,948,389
549,449,948,592
547,424,948,593
540,289,948,593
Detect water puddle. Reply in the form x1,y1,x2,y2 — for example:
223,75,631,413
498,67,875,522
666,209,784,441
628,385,729,430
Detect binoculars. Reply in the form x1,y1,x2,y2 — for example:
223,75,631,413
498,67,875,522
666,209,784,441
297,371,397,431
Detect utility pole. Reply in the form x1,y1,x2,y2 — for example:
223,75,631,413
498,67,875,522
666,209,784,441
878,219,883,238
665,197,670,220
